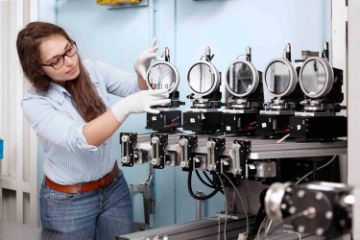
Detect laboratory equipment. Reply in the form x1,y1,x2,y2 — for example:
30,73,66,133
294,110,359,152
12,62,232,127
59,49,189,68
256,43,304,139
264,181,353,238
221,47,263,135
289,42,347,141
182,47,223,134
146,47,184,132
117,43,348,240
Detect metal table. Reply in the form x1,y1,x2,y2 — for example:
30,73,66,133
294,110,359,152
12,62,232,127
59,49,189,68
116,217,322,240
134,133,347,161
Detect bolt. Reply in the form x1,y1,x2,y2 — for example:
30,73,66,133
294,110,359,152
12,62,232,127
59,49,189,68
304,207,316,219
325,211,333,219
297,190,305,198
289,206,296,214
315,192,323,200
316,228,324,236
297,225,305,233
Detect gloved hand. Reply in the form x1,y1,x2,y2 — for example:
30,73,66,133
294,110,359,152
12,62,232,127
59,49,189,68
134,38,159,80
111,89,170,122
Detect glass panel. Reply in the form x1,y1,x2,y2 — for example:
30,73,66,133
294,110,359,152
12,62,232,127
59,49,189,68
188,63,215,94
301,59,327,95
265,61,291,95
147,63,177,91
227,62,254,95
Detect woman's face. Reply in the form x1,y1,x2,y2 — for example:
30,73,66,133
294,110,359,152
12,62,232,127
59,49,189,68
39,34,80,84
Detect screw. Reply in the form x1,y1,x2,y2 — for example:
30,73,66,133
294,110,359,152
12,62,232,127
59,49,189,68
325,211,333,219
316,228,324,236
297,225,305,233
297,190,305,198
289,206,296,214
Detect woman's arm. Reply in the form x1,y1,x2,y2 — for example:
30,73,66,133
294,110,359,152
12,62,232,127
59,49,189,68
83,89,170,146
83,109,123,146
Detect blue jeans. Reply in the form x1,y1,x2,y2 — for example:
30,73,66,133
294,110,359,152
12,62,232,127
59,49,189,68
40,170,133,240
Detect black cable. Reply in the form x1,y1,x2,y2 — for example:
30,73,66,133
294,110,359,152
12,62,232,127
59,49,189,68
187,170,221,200
207,171,224,194
247,189,268,239
195,170,216,188
192,170,224,194
202,170,215,185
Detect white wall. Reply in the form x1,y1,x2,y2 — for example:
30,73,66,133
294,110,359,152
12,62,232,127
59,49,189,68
347,0,360,237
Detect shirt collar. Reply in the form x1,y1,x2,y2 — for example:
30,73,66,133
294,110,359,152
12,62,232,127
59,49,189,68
47,82,71,105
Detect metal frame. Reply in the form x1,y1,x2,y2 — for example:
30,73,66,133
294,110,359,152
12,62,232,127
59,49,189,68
187,60,221,97
225,60,260,98
146,61,180,94
117,217,252,240
128,133,347,165
264,58,298,98
299,57,334,98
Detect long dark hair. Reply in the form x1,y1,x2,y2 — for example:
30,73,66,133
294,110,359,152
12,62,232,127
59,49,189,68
16,21,106,122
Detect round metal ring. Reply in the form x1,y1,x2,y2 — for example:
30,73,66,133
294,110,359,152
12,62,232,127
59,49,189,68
225,60,259,98
187,60,220,97
299,57,334,98
146,61,180,94
264,58,298,98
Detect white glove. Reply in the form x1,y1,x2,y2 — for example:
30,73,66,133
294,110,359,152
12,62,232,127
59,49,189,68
134,38,159,80
111,89,170,122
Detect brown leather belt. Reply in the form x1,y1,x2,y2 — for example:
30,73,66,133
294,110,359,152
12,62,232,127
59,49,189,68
45,162,119,194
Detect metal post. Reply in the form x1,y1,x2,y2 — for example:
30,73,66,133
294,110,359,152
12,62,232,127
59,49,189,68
195,191,204,220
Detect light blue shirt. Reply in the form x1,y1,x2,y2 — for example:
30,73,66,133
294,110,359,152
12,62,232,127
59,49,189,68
21,60,140,185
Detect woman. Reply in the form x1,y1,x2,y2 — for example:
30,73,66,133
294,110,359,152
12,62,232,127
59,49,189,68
16,21,169,240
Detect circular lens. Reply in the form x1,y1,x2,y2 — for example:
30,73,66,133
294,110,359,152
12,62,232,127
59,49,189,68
187,61,219,96
147,62,179,93
299,57,333,98
226,60,259,97
264,59,297,97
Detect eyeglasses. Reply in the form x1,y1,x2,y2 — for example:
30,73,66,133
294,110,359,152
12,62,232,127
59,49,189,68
41,41,78,70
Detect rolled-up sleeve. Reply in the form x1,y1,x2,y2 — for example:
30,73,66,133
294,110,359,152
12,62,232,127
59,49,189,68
68,123,98,152
21,95,98,153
